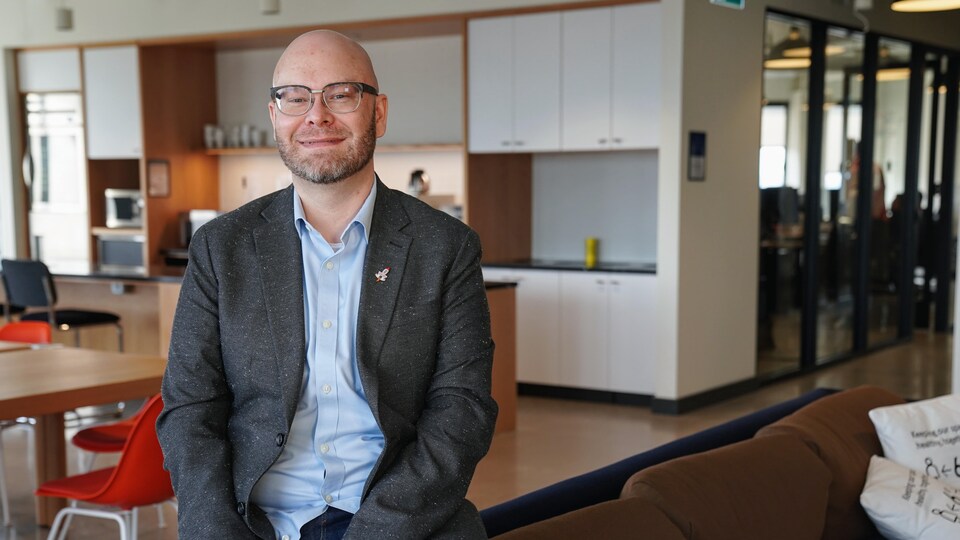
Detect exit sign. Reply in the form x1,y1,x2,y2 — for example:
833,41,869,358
711,0,745,9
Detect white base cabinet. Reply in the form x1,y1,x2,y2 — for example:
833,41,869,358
483,267,656,395
482,268,561,385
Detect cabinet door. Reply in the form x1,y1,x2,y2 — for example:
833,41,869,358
607,274,657,394
512,12,561,152
482,268,562,385
559,272,609,390
468,17,514,153
83,46,143,159
611,3,661,149
561,8,612,151
17,49,81,92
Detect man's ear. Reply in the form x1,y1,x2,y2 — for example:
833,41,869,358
375,94,388,138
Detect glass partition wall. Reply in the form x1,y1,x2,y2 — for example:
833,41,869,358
757,11,959,380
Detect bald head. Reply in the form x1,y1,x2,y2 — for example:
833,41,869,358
273,30,379,89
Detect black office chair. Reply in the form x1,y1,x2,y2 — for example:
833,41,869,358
0,259,123,351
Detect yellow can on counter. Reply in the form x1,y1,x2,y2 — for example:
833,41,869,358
585,237,598,269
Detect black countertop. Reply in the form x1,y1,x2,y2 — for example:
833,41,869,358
48,263,516,289
483,259,656,274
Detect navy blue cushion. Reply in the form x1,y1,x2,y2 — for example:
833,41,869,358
480,387,838,538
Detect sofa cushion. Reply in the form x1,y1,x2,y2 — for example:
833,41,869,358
755,385,905,540
860,455,960,540
492,497,684,540
869,393,960,487
621,434,831,540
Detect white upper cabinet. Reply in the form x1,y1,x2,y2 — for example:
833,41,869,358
611,3,661,150
17,49,81,92
561,8,612,151
83,46,143,159
468,13,561,153
561,4,661,151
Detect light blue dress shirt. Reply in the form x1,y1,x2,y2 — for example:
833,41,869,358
250,183,384,540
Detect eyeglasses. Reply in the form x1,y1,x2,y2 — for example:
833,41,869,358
270,82,379,116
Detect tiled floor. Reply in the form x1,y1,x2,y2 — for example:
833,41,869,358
0,332,951,539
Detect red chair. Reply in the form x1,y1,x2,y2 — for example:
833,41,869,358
0,321,52,526
36,394,175,540
0,320,52,344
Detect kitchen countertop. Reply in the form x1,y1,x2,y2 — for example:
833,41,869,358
48,263,516,288
483,259,656,274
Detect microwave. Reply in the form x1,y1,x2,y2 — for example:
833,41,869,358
104,188,144,228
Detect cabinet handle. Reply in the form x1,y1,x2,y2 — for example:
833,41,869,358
612,137,623,144
501,141,511,147
610,279,620,286
596,279,606,285
514,140,524,146
598,138,607,145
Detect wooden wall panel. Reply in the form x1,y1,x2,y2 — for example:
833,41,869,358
140,45,220,267
465,153,532,263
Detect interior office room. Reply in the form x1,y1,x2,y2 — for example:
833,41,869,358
1,0,960,538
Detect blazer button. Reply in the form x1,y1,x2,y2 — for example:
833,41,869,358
276,433,286,447
236,502,246,515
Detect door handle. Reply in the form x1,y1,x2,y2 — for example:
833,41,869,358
21,150,34,211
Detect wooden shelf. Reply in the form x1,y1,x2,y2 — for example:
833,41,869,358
206,143,464,156
205,146,277,156
376,143,464,153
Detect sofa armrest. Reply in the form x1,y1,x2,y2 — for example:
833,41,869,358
480,387,837,537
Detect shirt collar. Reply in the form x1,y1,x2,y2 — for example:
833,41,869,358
293,180,377,243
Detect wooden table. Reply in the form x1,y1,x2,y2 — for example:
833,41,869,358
0,346,165,525
0,340,33,353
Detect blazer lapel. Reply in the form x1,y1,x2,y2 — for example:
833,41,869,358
252,186,307,424
357,181,412,418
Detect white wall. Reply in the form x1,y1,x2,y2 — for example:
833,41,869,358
531,151,658,263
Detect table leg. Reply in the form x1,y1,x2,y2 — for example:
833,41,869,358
34,413,66,526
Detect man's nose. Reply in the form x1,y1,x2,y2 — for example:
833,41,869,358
305,98,335,125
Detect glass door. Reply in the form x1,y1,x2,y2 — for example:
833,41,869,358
817,27,865,362
758,14,811,377
866,38,912,347
915,51,960,334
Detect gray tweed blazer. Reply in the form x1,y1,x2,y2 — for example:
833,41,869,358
157,180,497,539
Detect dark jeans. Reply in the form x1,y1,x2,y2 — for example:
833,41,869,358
299,507,354,540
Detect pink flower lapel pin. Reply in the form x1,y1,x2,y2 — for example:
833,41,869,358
375,267,391,283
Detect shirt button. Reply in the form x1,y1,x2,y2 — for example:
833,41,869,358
325,495,333,503
236,502,245,515
320,443,330,454
322,384,332,394
276,433,286,447
282,536,290,540
322,320,332,329
325,261,335,270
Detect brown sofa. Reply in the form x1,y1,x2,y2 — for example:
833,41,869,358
494,386,905,540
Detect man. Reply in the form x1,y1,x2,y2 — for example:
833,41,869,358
157,30,498,540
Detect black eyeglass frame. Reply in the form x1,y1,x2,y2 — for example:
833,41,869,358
269,82,380,116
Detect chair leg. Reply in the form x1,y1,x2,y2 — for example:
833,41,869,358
131,506,139,540
156,501,165,528
0,433,10,527
47,506,131,540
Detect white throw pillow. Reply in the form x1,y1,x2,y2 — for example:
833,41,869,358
860,455,960,540
869,394,960,487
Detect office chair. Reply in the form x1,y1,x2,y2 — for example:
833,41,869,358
0,321,53,526
0,259,123,351
36,394,175,540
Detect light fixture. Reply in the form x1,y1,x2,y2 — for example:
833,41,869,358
260,0,280,14
55,6,73,31
764,26,812,69
891,0,960,11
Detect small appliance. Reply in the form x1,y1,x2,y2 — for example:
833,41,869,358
104,188,144,228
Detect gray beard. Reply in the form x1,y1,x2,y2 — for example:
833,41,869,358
277,116,377,185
